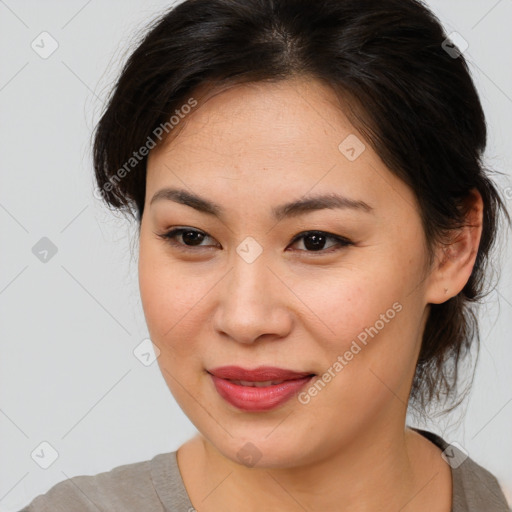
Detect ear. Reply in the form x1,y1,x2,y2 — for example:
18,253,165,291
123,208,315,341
425,188,484,305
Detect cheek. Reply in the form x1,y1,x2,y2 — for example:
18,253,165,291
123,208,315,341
138,244,209,354
290,265,421,394
138,256,210,409
288,269,397,351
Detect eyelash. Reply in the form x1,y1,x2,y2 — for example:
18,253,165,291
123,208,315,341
155,227,353,255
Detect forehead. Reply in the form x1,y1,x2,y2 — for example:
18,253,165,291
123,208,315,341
150,78,354,167
145,78,417,219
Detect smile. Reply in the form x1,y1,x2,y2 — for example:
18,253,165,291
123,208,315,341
208,368,316,411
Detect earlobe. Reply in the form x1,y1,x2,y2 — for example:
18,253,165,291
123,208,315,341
425,189,484,305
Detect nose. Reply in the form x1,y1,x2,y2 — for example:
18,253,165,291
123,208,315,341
212,253,293,345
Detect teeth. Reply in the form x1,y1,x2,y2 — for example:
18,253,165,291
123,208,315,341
231,380,285,387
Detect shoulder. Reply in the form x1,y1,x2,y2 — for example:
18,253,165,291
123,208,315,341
452,450,511,512
18,451,177,512
413,428,511,512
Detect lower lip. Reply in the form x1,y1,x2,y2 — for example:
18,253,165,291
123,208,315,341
209,374,314,411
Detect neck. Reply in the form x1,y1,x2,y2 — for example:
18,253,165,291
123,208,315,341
179,411,446,511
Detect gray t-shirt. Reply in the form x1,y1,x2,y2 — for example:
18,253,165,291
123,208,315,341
18,429,510,511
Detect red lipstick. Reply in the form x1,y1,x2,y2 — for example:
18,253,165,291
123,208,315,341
208,366,315,411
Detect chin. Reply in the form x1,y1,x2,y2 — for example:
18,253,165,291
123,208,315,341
203,427,317,469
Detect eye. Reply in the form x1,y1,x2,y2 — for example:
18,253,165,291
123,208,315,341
288,230,352,254
155,227,352,254
155,227,218,251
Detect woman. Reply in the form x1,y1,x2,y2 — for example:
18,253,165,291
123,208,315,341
20,0,511,510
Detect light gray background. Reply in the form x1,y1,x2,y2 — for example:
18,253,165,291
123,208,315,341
1,1,511,510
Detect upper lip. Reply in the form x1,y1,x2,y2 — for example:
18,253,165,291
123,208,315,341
207,366,315,382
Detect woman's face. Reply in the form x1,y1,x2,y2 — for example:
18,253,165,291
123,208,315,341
139,78,437,468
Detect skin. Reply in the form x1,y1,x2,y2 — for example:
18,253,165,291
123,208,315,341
138,77,483,512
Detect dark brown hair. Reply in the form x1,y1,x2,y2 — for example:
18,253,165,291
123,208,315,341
92,0,510,416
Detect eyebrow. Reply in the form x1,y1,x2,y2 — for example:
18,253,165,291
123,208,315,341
150,187,374,221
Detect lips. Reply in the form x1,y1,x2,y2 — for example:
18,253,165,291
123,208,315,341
230,380,287,387
207,366,316,411
208,365,314,382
